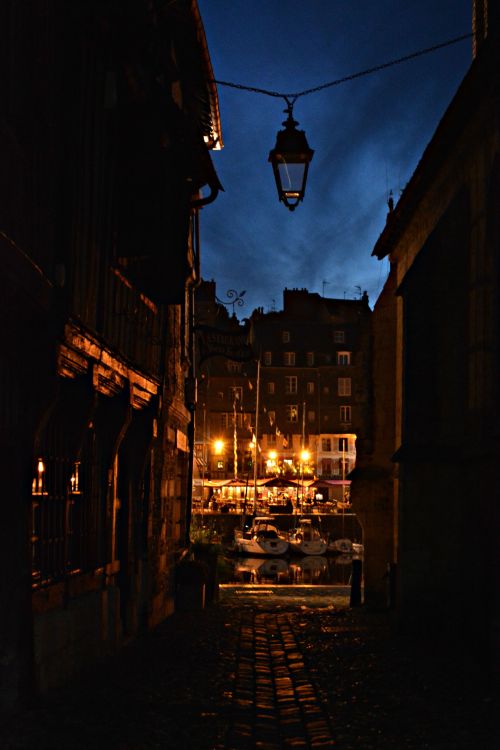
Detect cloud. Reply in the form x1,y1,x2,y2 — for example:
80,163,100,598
199,0,472,316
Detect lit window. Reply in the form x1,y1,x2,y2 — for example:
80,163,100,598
307,410,315,422
306,352,314,366
217,460,224,470
285,375,297,394
334,330,345,343
263,351,272,366
340,405,351,422
321,438,332,452
267,382,275,394
268,410,276,425
69,462,81,494
286,405,298,423
306,381,315,394
337,351,351,366
283,351,296,366
338,377,351,396
282,331,290,343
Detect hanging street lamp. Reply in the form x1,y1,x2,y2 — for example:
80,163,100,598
268,99,314,211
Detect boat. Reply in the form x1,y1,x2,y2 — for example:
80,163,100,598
328,537,354,554
234,516,289,557
327,537,364,556
287,518,327,556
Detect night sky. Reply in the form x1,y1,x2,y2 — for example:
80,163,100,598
197,1,472,317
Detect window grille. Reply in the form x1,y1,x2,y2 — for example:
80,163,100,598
31,425,105,588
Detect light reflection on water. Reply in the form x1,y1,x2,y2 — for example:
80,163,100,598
223,554,357,586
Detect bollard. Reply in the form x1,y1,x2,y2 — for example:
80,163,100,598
350,558,362,607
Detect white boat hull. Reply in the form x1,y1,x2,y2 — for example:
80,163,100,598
234,517,289,556
288,538,327,556
234,535,289,556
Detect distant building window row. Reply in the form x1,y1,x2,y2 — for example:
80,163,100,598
264,379,352,399
216,412,252,429
274,329,347,346
262,349,350,367
321,437,351,453
321,458,350,476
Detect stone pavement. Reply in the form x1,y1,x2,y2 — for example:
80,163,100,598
1,585,498,749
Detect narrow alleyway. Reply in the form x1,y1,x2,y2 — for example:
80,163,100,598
1,587,497,749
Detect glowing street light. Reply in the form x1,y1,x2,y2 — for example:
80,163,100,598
213,439,224,455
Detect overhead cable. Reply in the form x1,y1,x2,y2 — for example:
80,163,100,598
213,33,472,105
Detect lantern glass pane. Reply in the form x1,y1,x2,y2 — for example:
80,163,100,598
277,160,305,195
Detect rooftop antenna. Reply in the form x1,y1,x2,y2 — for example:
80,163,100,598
322,280,329,297
354,285,362,299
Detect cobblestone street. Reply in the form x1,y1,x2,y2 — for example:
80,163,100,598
1,586,498,749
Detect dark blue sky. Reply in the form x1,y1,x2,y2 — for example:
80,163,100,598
198,1,472,316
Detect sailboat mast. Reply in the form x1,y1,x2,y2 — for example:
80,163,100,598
341,439,345,537
233,397,238,479
253,358,261,512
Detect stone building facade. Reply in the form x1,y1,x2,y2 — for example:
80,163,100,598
0,1,222,709
195,283,371,496
352,0,500,663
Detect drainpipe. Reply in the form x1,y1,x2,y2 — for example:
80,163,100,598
184,210,203,547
